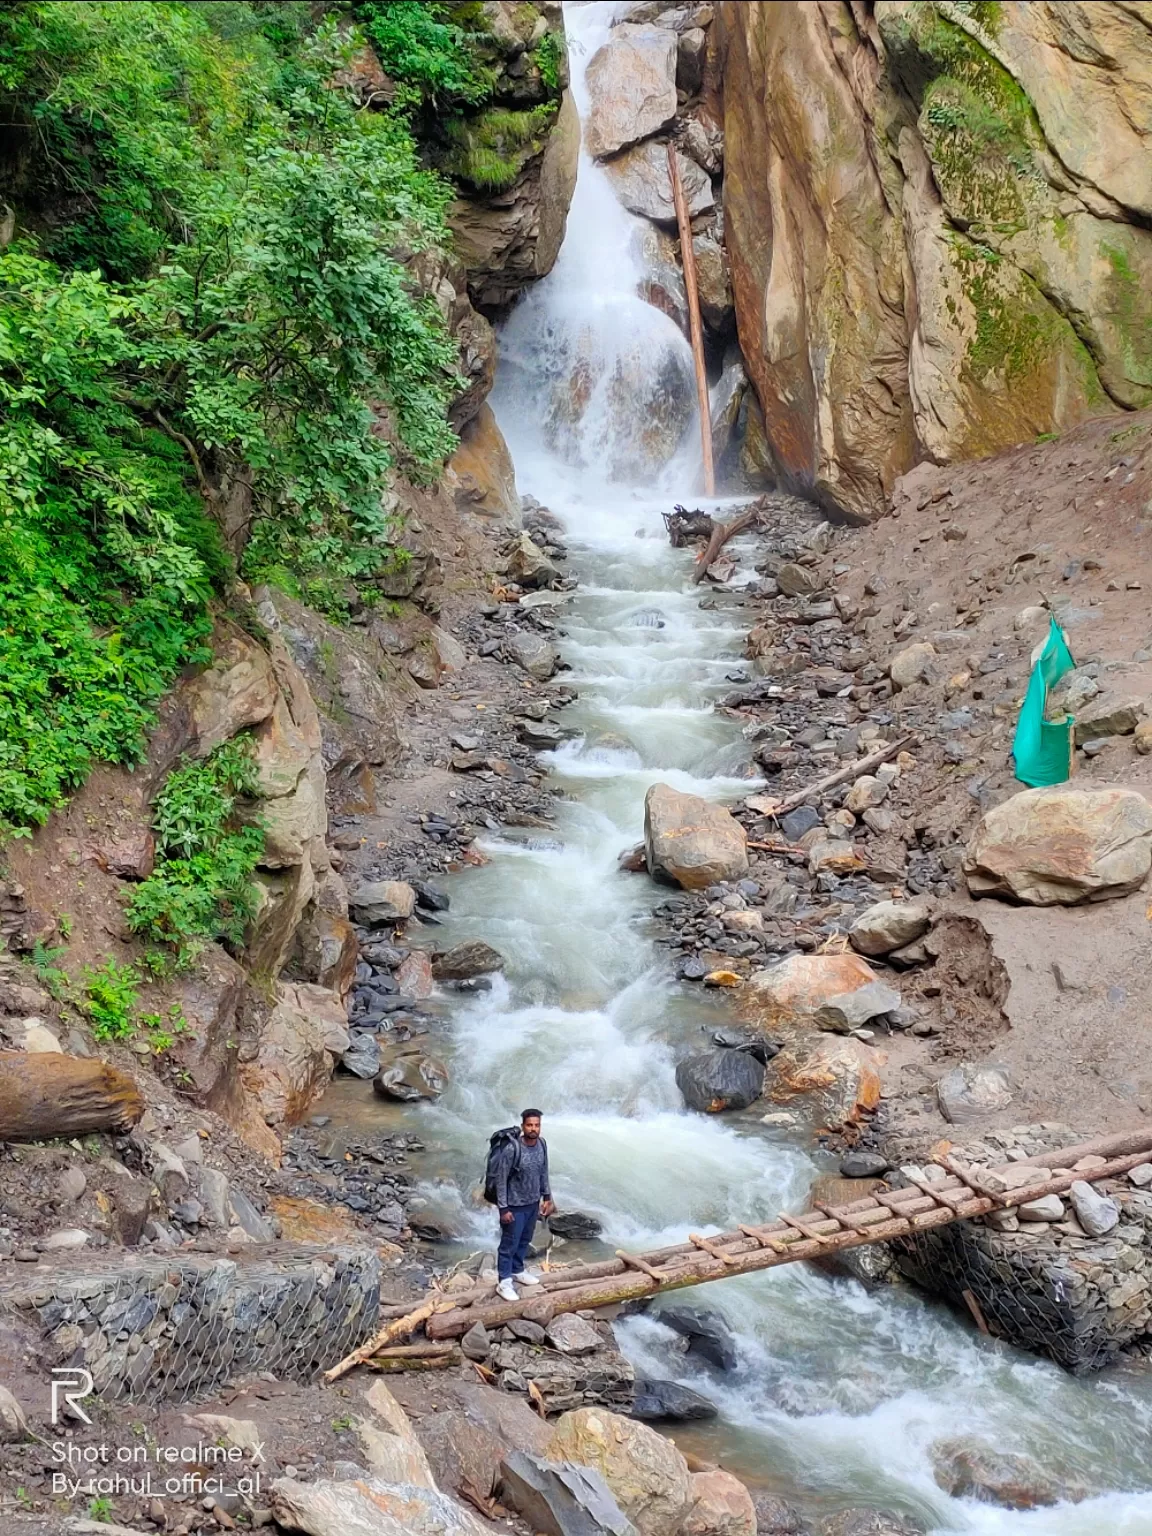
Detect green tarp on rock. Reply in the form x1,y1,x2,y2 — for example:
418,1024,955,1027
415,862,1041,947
1012,617,1075,787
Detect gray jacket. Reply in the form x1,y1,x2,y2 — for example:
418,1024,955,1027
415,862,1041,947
494,1135,551,1213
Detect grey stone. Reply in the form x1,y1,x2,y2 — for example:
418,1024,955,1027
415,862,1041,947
1018,1195,1064,1222
348,879,417,925
149,1143,189,1204
849,901,931,958
499,1449,638,1536
840,1151,890,1179
0,1385,29,1442
461,1322,491,1362
432,942,506,981
546,1313,603,1356
201,1168,231,1228
508,632,560,680
780,806,821,841
936,1064,1014,1124
1128,1163,1152,1188
341,1033,381,1079
57,1166,87,1203
1069,1180,1120,1237
813,980,902,1033
227,1187,274,1243
629,1380,717,1423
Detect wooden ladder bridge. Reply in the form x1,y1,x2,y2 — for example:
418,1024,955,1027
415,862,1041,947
327,1126,1152,1377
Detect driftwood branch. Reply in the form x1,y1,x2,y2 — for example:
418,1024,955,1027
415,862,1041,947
323,1294,446,1382
760,735,917,816
693,508,759,583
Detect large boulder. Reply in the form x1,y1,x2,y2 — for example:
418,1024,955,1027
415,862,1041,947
499,1451,638,1536
270,1476,489,1536
507,631,560,680
849,901,930,958
544,1407,693,1536
1072,691,1144,746
742,954,891,1031
602,141,714,226
505,530,562,588
446,403,521,524
358,1379,437,1489
680,1470,757,1536
644,784,748,890
769,1036,883,1128
242,982,349,1127
935,1063,1014,1125
348,880,417,925
433,941,506,981
676,1049,764,1113
963,786,1152,905
584,24,677,158
629,1380,717,1423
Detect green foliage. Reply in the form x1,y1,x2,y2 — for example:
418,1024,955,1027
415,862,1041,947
442,104,558,192
80,957,140,1041
0,2,467,831
137,1002,188,1054
534,30,563,94
30,940,68,1000
355,1,494,108
126,739,265,963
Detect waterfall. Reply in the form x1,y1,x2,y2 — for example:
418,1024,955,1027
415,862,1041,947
492,1,700,493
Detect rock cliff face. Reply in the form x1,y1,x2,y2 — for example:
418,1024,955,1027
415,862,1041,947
717,1,1152,520
443,1,580,314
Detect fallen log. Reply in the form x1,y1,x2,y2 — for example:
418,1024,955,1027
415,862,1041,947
366,1347,458,1375
0,1052,144,1140
663,506,714,547
693,508,759,583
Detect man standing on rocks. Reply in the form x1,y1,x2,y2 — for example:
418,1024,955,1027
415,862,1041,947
495,1109,554,1302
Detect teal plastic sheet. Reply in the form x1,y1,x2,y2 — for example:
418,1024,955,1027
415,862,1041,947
1012,616,1075,787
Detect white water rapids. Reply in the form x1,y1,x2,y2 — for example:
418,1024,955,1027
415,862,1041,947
349,4,1152,1528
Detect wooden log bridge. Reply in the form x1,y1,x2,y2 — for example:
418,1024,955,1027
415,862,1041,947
412,1127,1152,1343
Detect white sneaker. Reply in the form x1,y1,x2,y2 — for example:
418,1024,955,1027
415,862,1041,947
496,1278,519,1302
513,1271,541,1286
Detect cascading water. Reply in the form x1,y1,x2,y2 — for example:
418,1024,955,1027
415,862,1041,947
379,4,1152,1528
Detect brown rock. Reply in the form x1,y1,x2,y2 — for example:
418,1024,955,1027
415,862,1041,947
769,1036,883,1128
0,1053,144,1141
92,827,155,881
743,953,883,1030
963,785,1152,905
644,784,748,889
450,89,579,312
374,1041,449,1102
242,982,349,1126
544,1407,693,1536
396,950,435,1000
679,1469,757,1536
186,626,277,758
930,1436,1087,1510
585,24,678,158
446,403,521,523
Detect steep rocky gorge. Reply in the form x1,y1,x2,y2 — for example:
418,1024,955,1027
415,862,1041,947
718,0,1152,518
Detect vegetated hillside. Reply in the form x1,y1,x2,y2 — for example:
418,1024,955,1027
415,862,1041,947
0,0,566,844
717,0,1152,521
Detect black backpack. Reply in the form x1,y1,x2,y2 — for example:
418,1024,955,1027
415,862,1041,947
483,1126,522,1204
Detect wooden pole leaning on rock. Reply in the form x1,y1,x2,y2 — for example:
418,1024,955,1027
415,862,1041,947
692,506,759,584
668,140,714,498
0,1052,144,1140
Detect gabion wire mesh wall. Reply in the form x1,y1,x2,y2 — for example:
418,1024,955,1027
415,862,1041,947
0,1246,381,1403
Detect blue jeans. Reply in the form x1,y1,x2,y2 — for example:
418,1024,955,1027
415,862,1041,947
498,1203,538,1280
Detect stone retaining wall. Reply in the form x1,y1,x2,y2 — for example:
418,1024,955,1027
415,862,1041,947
0,1244,380,1402
893,1126,1152,1373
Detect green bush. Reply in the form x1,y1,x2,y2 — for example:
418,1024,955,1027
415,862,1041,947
0,2,467,833
80,958,140,1041
127,740,265,964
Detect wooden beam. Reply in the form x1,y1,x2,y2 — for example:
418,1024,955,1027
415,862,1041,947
667,141,714,496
